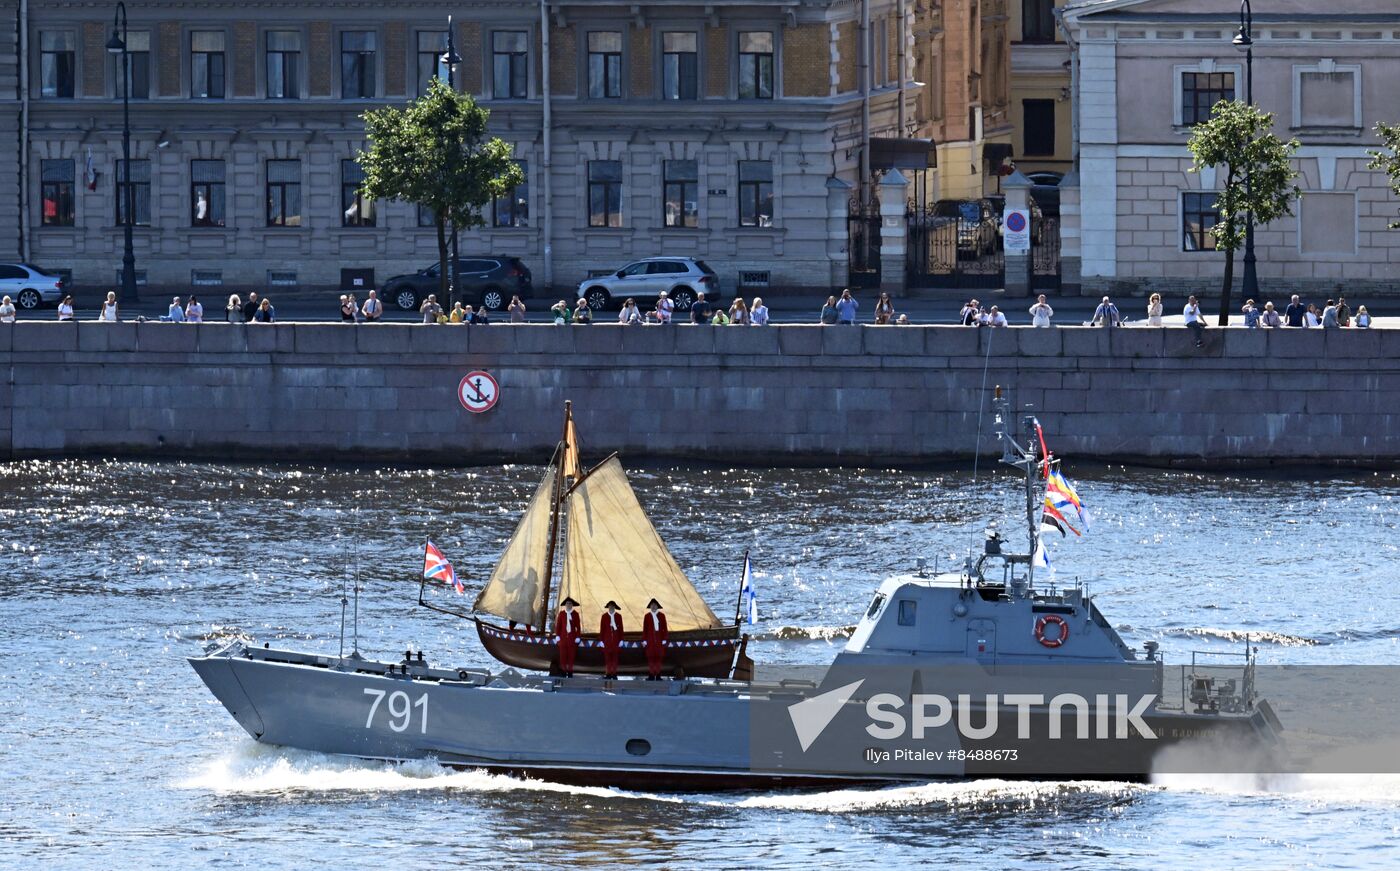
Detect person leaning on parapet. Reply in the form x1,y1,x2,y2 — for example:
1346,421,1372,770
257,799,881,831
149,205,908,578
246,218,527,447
508,295,527,323
186,295,204,323
895,313,911,325
1304,303,1320,328
340,294,357,322
420,294,443,324
1283,294,1307,327
469,305,490,325
654,290,673,324
362,290,384,323
57,295,75,322
1183,295,1206,347
1241,299,1260,329
449,301,466,323
1356,305,1372,328
572,298,593,324
710,306,731,325
619,297,642,325
225,294,243,323
959,298,981,326
835,288,859,325
1029,294,1054,327
986,305,1008,327
751,296,770,326
1144,293,1164,327
550,299,570,324
1260,301,1282,328
1091,296,1121,328
1321,299,1340,329
1337,297,1352,327
819,295,838,324
728,297,750,325
0,296,15,323
254,298,276,322
100,291,119,322
689,291,712,324
242,291,260,322
874,291,895,325
163,296,185,323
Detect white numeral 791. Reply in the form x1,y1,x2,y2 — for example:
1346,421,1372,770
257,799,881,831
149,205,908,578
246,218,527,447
363,688,428,734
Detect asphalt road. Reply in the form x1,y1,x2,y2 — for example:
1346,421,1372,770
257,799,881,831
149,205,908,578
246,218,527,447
10,288,1395,327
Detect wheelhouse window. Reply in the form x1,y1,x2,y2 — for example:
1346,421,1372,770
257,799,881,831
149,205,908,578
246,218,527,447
897,600,917,626
116,159,152,226
417,31,448,97
737,32,774,99
587,32,622,99
191,31,226,99
588,160,622,227
266,31,301,99
265,159,301,227
40,32,75,98
40,159,75,226
341,160,374,226
492,31,528,99
493,160,529,227
1181,72,1234,126
341,31,377,99
1182,192,1220,251
116,31,151,100
663,160,698,228
738,161,774,227
662,32,698,100
190,160,226,227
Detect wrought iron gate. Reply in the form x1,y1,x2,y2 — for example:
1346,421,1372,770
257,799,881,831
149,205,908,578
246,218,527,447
847,199,881,289
905,206,1004,288
1031,215,1061,291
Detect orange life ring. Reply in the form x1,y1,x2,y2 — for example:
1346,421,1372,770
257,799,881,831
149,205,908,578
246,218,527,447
1035,614,1069,648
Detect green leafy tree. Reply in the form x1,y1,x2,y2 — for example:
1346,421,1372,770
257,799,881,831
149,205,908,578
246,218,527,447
357,78,523,301
1367,122,1400,229
1187,101,1301,325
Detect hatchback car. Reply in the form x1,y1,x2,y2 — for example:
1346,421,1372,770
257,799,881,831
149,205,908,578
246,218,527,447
0,263,66,310
577,257,720,311
381,257,532,311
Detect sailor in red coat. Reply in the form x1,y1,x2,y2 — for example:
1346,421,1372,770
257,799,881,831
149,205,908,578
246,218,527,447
642,598,669,680
599,600,624,679
555,596,582,677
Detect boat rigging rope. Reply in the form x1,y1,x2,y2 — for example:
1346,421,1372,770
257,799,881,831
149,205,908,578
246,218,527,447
966,326,997,568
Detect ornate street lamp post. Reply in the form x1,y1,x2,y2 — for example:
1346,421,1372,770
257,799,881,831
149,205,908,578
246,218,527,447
106,1,138,302
441,17,463,307
1232,0,1258,301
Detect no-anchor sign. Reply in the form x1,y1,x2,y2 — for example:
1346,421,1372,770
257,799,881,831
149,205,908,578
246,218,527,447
458,371,500,413
1003,209,1031,254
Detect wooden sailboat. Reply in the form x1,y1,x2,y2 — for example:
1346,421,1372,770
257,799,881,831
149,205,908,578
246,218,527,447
470,403,741,678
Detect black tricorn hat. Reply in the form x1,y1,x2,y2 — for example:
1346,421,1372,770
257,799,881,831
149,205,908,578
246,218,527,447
561,596,579,607
604,600,619,609
647,598,662,609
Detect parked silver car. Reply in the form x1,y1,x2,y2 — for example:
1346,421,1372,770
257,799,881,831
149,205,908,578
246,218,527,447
577,257,719,311
0,263,66,309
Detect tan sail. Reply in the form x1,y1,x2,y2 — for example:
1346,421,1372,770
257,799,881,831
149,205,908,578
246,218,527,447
559,457,723,633
562,406,582,482
472,468,557,627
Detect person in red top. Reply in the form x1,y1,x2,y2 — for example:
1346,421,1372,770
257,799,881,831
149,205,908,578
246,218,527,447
642,598,669,680
599,600,624,679
555,596,582,677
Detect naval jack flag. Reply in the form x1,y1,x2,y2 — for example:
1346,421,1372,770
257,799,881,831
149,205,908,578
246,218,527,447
739,552,759,625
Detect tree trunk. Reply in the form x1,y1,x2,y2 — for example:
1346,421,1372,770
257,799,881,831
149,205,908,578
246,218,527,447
436,213,450,302
1218,246,1234,327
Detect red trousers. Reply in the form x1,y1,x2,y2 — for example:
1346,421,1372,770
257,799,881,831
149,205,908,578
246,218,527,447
602,645,620,676
558,639,576,674
645,643,666,678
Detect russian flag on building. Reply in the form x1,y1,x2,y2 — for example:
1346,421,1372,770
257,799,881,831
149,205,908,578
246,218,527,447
423,540,463,594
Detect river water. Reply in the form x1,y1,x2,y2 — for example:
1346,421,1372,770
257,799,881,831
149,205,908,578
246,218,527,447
2,460,1398,870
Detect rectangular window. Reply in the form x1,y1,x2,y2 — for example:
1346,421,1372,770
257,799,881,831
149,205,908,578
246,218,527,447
266,31,302,99
40,32,76,98
493,160,529,227
738,161,774,227
1181,72,1233,125
587,160,622,227
738,32,774,99
40,159,75,226
418,204,437,228
1022,0,1057,42
663,160,698,228
417,31,448,97
492,31,528,99
1022,99,1056,156
1182,192,1220,251
265,159,302,227
874,20,889,87
341,160,374,227
341,31,377,99
117,32,151,100
897,600,917,626
191,160,226,227
662,32,698,100
1298,69,1358,128
116,159,152,226
587,32,622,99
191,31,226,99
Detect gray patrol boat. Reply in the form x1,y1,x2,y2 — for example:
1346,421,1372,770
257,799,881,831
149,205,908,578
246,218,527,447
191,390,1283,787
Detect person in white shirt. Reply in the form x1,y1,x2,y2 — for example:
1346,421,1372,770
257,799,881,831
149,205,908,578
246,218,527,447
185,295,204,323
751,297,770,325
1304,304,1321,328
362,290,384,322
987,305,1008,327
655,290,674,324
166,297,185,322
1146,293,1164,327
1183,295,1205,347
0,295,16,323
619,298,642,324
100,291,119,322
57,295,75,321
1028,294,1053,327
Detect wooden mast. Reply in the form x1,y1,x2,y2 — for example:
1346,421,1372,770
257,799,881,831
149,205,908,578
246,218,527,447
538,401,572,630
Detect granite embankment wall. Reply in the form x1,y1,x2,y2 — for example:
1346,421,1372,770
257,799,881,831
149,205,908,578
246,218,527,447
1,323,1397,466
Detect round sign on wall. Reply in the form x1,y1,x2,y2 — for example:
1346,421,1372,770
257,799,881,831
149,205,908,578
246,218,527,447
1005,211,1027,234
458,371,500,413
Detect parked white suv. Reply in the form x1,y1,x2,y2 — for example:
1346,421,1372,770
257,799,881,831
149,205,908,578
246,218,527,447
0,263,66,310
577,257,719,311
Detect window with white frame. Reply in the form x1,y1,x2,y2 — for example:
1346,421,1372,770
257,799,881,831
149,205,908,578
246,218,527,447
1293,60,1361,129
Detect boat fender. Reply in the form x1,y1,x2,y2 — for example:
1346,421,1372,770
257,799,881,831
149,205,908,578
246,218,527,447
952,602,969,618
1034,614,1069,649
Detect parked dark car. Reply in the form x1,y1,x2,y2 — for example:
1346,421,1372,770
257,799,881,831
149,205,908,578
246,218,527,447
381,257,532,311
1027,172,1063,217
931,199,999,258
